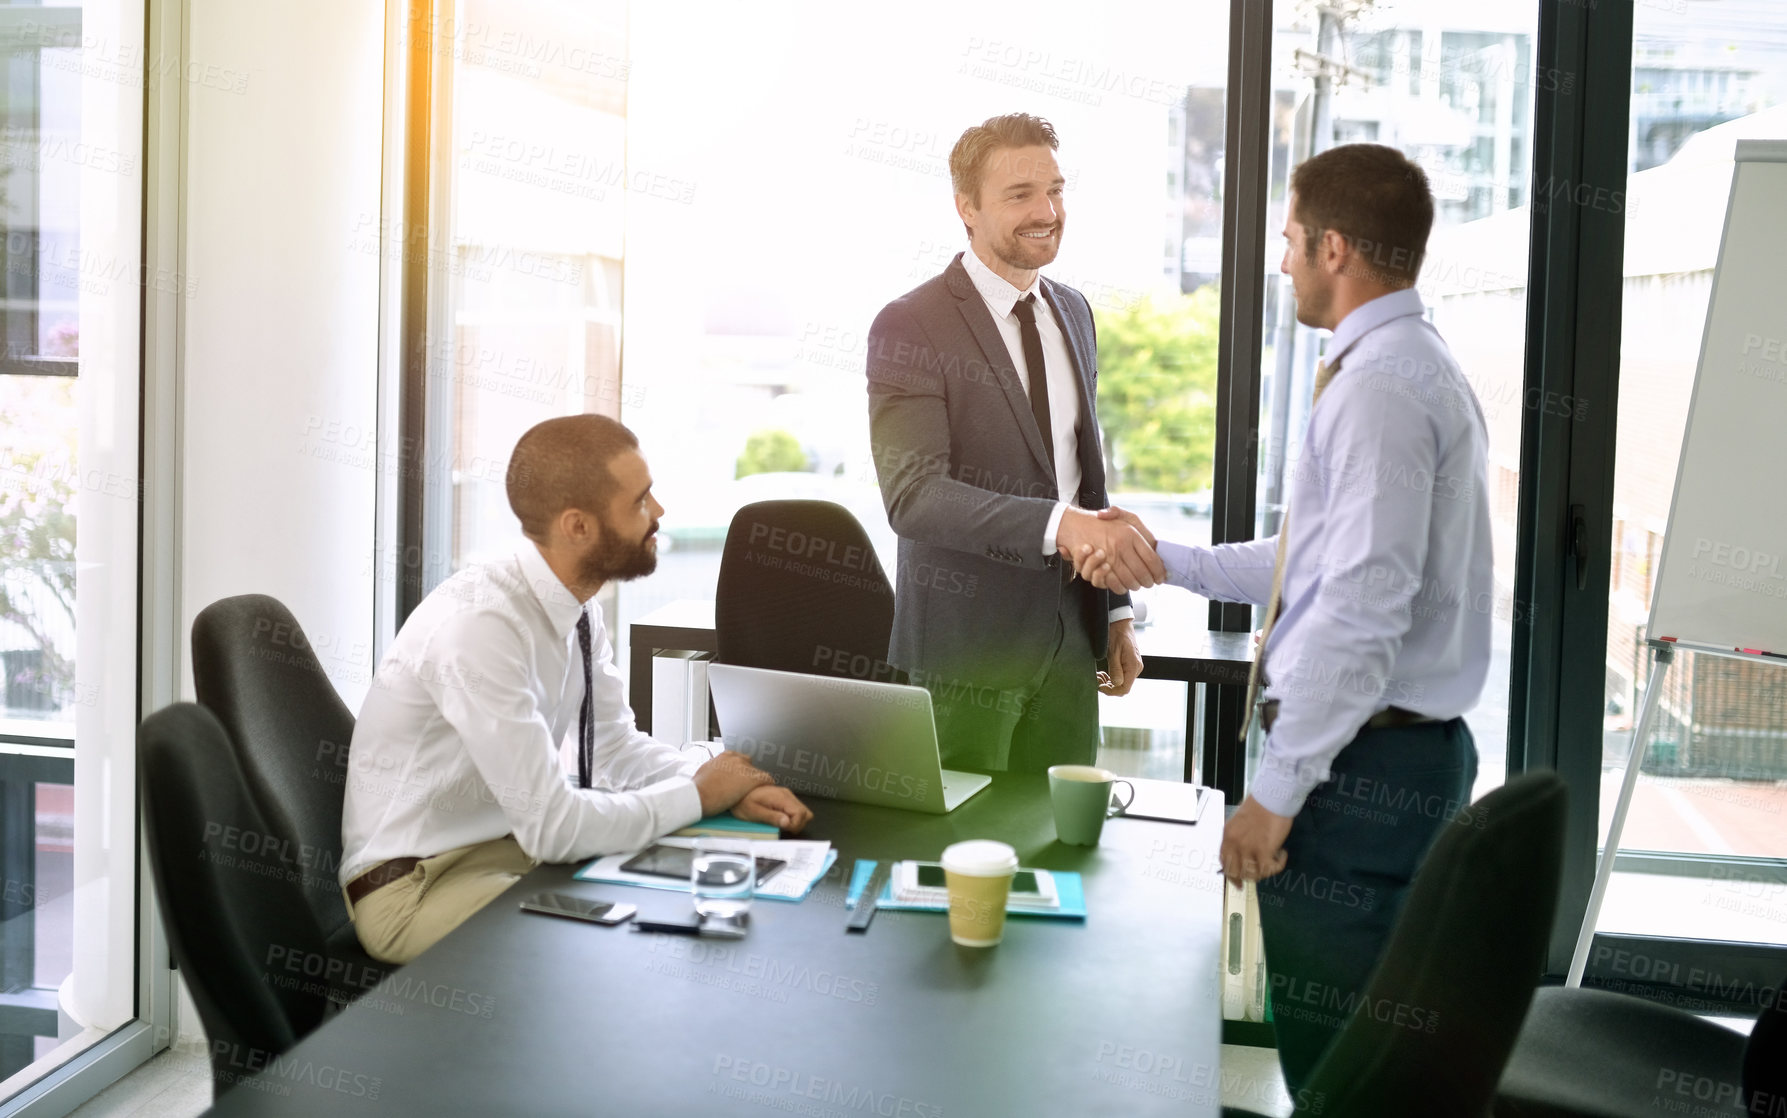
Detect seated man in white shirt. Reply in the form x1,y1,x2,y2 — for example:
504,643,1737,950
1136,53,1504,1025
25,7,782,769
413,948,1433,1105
341,414,811,964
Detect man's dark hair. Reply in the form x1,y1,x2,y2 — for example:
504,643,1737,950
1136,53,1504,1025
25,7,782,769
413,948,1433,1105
506,413,639,542
949,112,1060,234
1290,143,1435,285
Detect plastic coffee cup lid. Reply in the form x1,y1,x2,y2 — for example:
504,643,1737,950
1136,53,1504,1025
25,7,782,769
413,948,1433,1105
940,840,1019,877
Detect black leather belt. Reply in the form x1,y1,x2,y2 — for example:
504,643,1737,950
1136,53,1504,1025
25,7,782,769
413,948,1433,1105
1259,701,1439,734
345,857,422,907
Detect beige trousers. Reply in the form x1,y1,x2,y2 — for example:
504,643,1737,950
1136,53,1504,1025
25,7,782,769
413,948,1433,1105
348,835,537,964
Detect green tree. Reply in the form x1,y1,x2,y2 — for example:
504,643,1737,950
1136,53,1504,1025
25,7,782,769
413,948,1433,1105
1094,285,1221,493
735,428,810,479
0,377,77,710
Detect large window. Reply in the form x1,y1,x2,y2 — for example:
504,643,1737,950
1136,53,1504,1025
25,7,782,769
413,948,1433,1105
402,0,629,598
620,2,1231,779
1592,0,1787,950
0,0,147,1099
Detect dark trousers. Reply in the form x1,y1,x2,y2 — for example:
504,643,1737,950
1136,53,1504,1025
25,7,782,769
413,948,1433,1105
1256,717,1478,1094
926,591,1099,774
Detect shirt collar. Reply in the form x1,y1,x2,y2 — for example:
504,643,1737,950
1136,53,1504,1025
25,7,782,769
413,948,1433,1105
516,543,587,640
961,245,1041,319
1324,287,1427,369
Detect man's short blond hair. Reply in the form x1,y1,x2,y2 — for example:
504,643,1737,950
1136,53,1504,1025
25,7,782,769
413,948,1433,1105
948,112,1060,223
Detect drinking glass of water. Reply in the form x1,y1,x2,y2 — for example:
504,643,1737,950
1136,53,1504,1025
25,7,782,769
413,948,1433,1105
691,839,755,918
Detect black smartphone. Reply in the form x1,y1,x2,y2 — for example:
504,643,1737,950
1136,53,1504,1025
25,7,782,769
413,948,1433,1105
914,863,1040,894
518,892,636,925
630,912,748,939
619,843,787,885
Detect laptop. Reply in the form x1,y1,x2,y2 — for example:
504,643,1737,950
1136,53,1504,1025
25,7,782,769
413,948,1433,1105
706,664,991,814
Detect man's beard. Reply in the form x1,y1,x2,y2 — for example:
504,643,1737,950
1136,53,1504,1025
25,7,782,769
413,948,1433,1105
992,221,1062,272
577,518,659,584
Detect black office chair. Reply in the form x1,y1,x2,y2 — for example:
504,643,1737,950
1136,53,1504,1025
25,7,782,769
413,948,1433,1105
1747,986,1787,1110
1224,772,1568,1118
140,703,330,1096
1495,971,1784,1117
715,500,902,683
191,593,390,1000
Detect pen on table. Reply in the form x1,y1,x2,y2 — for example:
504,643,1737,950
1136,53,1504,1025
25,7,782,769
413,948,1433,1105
848,863,888,933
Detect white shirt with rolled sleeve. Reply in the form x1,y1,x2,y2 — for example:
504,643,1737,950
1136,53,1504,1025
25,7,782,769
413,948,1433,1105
960,246,1133,624
1155,288,1493,817
339,544,703,886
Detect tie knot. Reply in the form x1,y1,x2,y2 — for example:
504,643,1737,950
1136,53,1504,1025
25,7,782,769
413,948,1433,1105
1012,294,1037,324
576,610,591,638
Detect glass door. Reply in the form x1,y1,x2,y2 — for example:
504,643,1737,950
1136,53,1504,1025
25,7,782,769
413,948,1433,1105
1592,0,1787,954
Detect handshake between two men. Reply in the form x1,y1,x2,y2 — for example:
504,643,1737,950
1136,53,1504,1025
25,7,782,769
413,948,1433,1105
1054,505,1163,593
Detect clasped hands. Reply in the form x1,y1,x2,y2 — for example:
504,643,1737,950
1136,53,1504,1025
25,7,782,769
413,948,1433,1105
1055,505,1163,594
691,750,814,833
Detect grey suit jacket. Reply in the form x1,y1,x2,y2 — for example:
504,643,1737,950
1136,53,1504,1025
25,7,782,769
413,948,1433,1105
866,252,1129,692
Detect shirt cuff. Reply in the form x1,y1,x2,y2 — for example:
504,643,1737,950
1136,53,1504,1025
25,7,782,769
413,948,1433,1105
1108,606,1134,623
1156,539,1197,590
1042,501,1069,556
1246,742,1326,817
643,775,706,830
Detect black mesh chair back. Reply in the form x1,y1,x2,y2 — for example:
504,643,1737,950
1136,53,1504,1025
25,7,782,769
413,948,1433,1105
140,702,330,1096
190,594,378,979
715,500,901,683
1295,772,1568,1117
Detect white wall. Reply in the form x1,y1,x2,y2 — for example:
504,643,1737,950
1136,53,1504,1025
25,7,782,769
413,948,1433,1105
178,0,385,712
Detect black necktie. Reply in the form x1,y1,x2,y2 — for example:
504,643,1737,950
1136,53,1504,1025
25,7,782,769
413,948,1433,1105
576,611,594,789
1011,294,1056,476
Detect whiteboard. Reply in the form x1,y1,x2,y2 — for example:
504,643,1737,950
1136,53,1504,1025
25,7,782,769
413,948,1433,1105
1646,141,1787,657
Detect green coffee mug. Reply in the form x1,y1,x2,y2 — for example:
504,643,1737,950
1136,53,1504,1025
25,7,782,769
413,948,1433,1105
1048,765,1136,846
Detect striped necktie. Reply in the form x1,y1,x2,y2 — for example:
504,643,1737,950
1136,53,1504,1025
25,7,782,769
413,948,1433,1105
576,610,594,788
1239,358,1337,741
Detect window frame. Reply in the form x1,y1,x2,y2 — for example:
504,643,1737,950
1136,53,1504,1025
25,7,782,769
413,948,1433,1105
1,0,178,1107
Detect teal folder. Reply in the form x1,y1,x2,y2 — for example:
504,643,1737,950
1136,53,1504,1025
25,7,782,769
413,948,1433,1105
672,814,780,839
844,859,1086,920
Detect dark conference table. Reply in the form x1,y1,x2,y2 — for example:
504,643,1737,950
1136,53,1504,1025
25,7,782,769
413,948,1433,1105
629,599,1255,781
203,777,1228,1117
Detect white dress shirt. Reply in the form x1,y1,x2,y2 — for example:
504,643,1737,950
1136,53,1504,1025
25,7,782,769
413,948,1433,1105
1156,288,1493,816
339,544,703,885
961,246,1132,623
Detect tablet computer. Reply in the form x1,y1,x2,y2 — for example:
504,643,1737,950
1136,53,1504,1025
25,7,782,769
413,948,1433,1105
619,843,787,885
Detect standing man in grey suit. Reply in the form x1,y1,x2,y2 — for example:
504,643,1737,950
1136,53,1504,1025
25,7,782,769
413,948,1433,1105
865,113,1165,774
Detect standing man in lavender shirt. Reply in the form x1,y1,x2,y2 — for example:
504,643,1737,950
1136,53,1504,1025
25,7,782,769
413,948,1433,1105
1079,144,1493,1089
